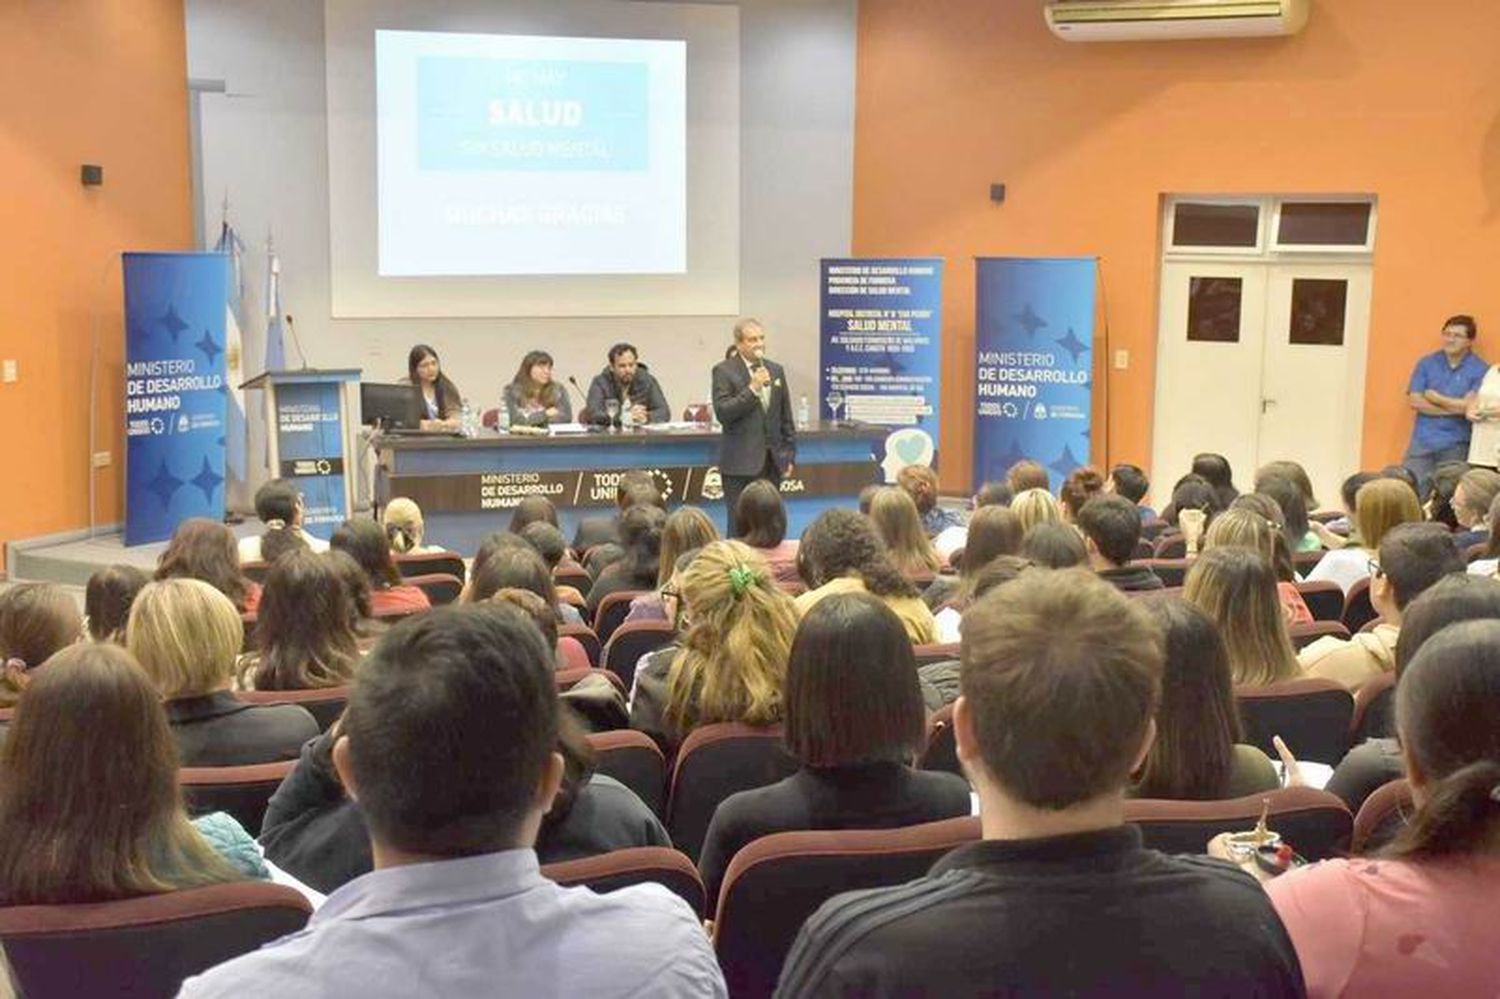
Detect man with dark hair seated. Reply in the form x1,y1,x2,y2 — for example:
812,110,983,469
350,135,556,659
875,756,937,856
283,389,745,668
1076,494,1163,592
1108,462,1156,520
1298,522,1464,690
777,570,1303,998
183,604,723,998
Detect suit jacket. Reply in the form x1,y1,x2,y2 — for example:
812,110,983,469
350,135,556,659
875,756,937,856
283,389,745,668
712,355,796,476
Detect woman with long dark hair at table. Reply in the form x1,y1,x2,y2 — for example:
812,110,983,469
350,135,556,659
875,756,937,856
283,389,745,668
407,344,462,431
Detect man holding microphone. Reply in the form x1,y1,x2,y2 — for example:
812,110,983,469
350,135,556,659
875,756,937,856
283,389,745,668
712,318,797,527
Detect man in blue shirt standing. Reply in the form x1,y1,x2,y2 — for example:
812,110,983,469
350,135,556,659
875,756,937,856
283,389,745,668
1404,314,1486,496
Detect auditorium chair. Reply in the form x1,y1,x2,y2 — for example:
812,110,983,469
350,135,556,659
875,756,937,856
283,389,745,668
542,847,705,917
1349,671,1397,743
1294,580,1347,622
1140,516,1170,541
394,551,466,581
0,882,311,998
912,642,959,667
666,723,799,862
237,685,350,732
1235,677,1355,765
1152,532,1187,559
557,634,592,670
558,622,602,666
180,760,295,835
1126,786,1352,860
404,572,463,606
919,702,960,776
1131,537,1154,561
554,564,594,595
554,667,626,697
602,620,675,691
1292,549,1325,575
593,590,646,645
713,816,982,999
1141,558,1191,588
587,729,668,817
1288,620,1351,651
1341,578,1378,633
1350,778,1413,855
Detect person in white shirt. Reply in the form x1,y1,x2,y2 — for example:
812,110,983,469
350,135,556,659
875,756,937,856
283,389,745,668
238,479,328,563
1305,478,1422,594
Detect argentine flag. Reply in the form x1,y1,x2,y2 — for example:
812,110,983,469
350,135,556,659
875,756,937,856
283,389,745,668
214,218,248,486
264,247,287,373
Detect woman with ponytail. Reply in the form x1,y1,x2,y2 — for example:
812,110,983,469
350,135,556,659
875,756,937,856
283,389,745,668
1263,618,1500,995
628,540,798,752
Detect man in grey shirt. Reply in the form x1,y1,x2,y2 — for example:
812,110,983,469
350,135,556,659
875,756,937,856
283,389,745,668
181,604,724,999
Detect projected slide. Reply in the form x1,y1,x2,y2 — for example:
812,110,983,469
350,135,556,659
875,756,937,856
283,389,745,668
375,31,686,277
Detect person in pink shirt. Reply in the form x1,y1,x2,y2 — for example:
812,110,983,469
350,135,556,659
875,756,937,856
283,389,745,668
330,519,430,618
732,479,800,585
1263,617,1500,996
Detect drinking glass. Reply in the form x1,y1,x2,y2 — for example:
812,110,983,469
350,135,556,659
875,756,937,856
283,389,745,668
826,390,845,423
604,398,621,432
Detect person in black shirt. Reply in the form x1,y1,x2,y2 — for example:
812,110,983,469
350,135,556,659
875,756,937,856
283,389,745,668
698,593,970,909
776,569,1304,998
1078,493,1164,592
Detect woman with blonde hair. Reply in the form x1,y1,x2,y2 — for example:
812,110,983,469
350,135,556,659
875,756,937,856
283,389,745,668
1306,478,1423,593
381,497,444,555
1204,507,1313,626
0,582,81,707
869,487,942,576
627,506,720,623
1184,547,1301,687
128,579,318,765
629,541,798,752
1010,487,1063,536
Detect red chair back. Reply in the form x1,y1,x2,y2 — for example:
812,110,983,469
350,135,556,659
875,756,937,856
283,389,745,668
1152,532,1187,558
1349,671,1397,742
588,729,668,817
394,551,466,581
180,760,296,835
542,847,704,917
593,590,646,645
558,623,601,666
1126,786,1352,860
919,702,959,776
1342,576,1378,632
403,572,463,606
557,635,592,671
1235,677,1355,765
1288,619,1351,650
1140,558,1191,587
1294,580,1347,622
912,642,959,667
553,565,593,594
602,620,676,691
1351,778,1413,855
237,686,350,732
667,723,799,862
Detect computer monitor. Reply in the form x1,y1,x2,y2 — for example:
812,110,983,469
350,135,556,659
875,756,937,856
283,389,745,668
360,382,421,430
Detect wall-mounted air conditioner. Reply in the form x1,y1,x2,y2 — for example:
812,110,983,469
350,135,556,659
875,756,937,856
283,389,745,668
1044,0,1310,42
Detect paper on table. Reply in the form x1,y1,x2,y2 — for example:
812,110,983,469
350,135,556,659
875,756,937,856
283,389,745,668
547,423,589,434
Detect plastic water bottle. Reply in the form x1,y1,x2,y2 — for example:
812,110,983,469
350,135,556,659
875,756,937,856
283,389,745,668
797,395,810,430
460,399,476,438
496,404,511,433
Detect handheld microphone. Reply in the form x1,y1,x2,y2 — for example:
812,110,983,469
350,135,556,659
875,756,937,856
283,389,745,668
751,347,766,371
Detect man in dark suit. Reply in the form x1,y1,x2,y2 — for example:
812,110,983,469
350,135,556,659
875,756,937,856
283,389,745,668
712,319,797,529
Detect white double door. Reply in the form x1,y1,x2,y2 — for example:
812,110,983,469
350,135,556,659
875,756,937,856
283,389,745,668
1151,260,1372,511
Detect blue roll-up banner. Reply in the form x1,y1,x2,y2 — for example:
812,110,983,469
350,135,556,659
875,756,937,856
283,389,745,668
123,253,229,546
973,257,1097,491
272,379,350,540
819,258,944,481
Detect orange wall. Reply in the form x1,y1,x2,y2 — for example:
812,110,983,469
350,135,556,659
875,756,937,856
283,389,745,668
854,1,1500,492
0,0,191,568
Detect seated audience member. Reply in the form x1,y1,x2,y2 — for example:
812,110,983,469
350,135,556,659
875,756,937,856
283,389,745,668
157,518,261,613
1192,451,1240,510
896,464,963,538
381,497,444,556
631,541,797,752
1325,574,1500,814
509,494,560,535
586,504,666,618
1159,474,1222,551
1469,493,1500,577
1135,600,1278,800
697,593,971,908
1108,462,1155,520
504,349,572,427
1077,494,1162,591
468,546,583,648
1005,458,1051,496
238,479,329,563
925,504,1023,614
1450,467,1500,551
1185,547,1300,687
1306,478,1423,593
869,487,944,577
856,483,880,516
1424,461,1468,531
1381,463,1422,499
926,556,1037,700
583,342,672,428
794,509,938,643
128,579,318,765
325,549,386,647
933,480,1013,563
1010,486,1063,536
1258,619,1500,996
626,506,719,623
732,481,799,584
0,582,82,707
1299,523,1463,690
1257,473,1321,554
520,521,589,611
84,564,150,643
972,480,1013,509
194,605,722,997
626,549,701,699
238,549,360,691
1019,521,1088,570
468,530,532,587
1255,460,1319,513
572,470,661,560
1058,466,1105,523
777,570,1303,997
0,644,266,907
1205,505,1313,625
331,518,431,617
1319,470,1377,542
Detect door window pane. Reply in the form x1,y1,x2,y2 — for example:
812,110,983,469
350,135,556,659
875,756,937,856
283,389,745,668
1277,202,1372,246
1172,203,1260,248
1187,276,1243,343
1288,278,1347,346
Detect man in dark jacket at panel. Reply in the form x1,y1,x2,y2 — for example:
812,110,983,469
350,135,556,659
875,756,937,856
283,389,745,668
584,342,671,428
711,318,797,527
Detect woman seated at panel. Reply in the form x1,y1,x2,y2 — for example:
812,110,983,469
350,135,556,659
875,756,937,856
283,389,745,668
1305,478,1423,593
697,592,971,909
1204,504,1313,626
407,343,462,431
869,487,944,579
330,518,431,617
84,564,150,643
1184,547,1301,689
794,509,938,644
1133,599,1279,801
0,582,83,708
157,518,261,613
504,349,573,427
627,507,720,623
238,549,361,691
732,480,800,585
630,541,798,754
381,497,447,556
128,579,319,766
0,644,269,906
